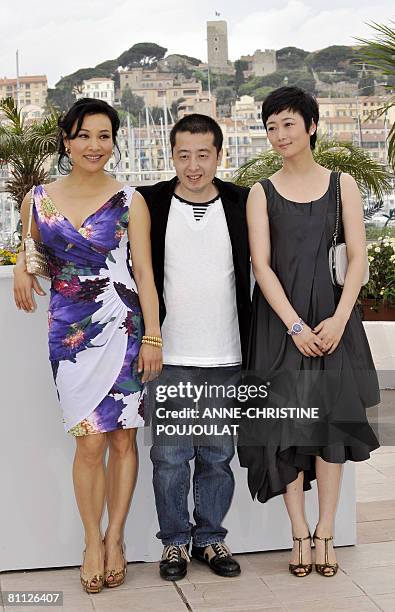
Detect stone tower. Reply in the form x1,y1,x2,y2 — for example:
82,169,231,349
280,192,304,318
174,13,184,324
207,20,229,70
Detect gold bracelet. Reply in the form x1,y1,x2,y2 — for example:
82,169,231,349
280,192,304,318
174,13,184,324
142,339,163,348
142,335,162,343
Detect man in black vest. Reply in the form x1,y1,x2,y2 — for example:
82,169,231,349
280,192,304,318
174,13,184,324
135,114,250,581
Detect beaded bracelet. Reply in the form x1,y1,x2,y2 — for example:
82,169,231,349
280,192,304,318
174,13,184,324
142,335,163,348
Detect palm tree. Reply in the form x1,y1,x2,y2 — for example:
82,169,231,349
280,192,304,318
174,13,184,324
356,22,395,169
233,139,393,200
0,97,59,210
383,209,395,227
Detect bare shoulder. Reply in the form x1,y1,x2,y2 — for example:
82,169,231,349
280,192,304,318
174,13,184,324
340,172,358,191
130,190,150,221
249,181,267,203
41,177,68,196
20,191,32,213
250,181,266,197
339,172,361,203
132,190,147,205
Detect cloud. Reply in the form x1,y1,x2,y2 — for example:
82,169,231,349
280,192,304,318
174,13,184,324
231,0,395,55
0,0,393,86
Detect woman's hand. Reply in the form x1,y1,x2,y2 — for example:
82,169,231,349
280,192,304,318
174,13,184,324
138,343,163,383
291,324,324,358
13,253,46,312
313,316,347,355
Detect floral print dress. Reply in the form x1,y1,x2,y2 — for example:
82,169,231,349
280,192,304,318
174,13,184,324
33,185,145,436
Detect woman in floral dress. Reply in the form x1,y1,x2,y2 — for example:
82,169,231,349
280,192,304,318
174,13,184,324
13,99,162,593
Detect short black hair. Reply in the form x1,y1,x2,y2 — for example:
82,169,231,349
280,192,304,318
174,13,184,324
170,113,223,155
57,98,121,173
261,86,319,149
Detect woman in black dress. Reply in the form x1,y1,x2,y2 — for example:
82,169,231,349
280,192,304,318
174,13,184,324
238,87,379,577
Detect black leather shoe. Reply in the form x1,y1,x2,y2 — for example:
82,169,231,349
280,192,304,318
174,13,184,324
159,545,190,581
191,542,241,577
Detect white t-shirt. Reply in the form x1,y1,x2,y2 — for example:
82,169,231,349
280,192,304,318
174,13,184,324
161,195,242,367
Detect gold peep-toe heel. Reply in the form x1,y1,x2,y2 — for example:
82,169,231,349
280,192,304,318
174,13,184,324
80,549,104,594
313,529,339,577
104,542,127,588
288,533,312,577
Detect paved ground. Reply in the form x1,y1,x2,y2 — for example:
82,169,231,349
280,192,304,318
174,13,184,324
1,391,394,612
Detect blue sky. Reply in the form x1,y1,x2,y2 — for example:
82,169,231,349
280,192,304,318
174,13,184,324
0,0,394,86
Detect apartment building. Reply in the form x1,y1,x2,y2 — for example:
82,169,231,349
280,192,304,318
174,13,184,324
119,67,202,109
177,93,217,119
317,96,393,163
76,78,115,106
0,75,47,108
318,96,395,124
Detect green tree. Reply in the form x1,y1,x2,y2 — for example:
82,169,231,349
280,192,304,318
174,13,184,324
234,60,248,91
233,139,393,201
0,98,59,209
294,75,316,94
118,43,167,68
171,97,186,117
358,70,375,95
150,106,164,124
356,21,395,168
276,47,309,70
253,86,273,101
216,86,236,106
46,87,76,112
306,46,356,71
173,54,201,66
121,88,145,116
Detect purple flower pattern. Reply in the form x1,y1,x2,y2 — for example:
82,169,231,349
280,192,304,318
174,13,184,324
33,185,145,436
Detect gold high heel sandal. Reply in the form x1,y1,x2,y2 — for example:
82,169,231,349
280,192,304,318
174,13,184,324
104,542,127,588
313,530,339,577
80,548,104,594
288,533,312,577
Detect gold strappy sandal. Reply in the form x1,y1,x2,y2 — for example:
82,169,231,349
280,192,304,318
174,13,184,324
288,533,312,577
80,549,104,594
313,530,339,577
104,543,127,588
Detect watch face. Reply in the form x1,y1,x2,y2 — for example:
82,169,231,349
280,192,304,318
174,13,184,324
293,323,303,333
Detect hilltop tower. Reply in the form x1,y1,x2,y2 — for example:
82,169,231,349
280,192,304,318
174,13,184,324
207,20,229,70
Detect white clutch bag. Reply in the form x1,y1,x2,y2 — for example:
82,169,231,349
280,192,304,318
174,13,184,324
328,173,369,287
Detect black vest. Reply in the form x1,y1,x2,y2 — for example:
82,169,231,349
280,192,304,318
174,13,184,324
136,177,251,367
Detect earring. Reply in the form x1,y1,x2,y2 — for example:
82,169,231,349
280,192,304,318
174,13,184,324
66,148,72,163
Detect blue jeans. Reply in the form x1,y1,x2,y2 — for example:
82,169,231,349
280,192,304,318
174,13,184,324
150,365,240,547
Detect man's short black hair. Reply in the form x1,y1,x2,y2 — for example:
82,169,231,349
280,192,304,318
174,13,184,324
261,86,319,149
170,113,223,155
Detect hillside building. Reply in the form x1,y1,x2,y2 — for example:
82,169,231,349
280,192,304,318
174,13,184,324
76,78,115,106
119,67,202,109
240,50,277,77
0,75,47,108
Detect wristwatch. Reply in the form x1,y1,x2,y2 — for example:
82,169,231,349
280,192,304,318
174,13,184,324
287,318,304,336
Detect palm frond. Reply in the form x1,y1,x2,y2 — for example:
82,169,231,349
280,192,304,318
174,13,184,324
355,21,395,168
363,201,384,219
0,101,60,208
356,22,395,76
233,139,393,201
